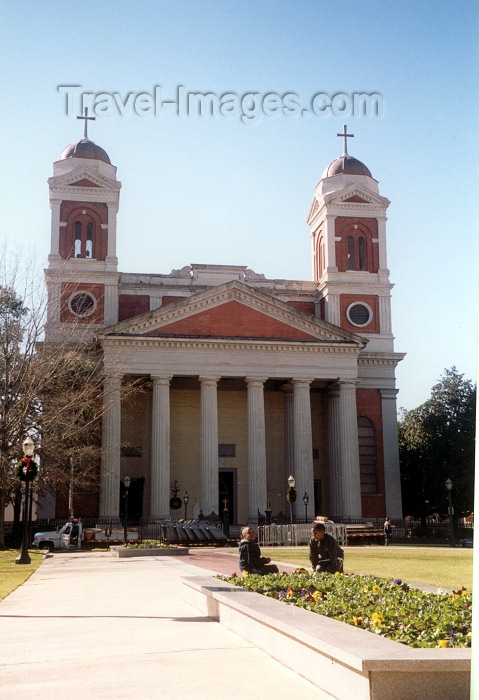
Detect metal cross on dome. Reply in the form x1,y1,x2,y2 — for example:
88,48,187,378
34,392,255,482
77,107,95,139
337,124,354,156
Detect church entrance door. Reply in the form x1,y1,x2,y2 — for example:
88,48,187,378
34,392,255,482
219,469,236,524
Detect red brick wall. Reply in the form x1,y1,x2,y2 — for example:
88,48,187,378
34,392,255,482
148,300,317,339
286,300,315,316
356,388,386,518
60,283,105,324
340,294,379,333
118,294,150,321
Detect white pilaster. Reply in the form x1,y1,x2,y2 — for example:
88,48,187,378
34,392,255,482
49,199,62,261
377,216,388,272
246,377,268,522
292,379,315,513
150,376,172,518
199,376,220,516
106,203,118,264
100,374,122,517
325,215,338,272
380,388,403,518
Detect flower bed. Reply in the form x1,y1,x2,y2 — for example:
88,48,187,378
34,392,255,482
218,569,471,648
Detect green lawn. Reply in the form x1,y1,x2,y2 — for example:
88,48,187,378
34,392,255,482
261,546,473,591
0,550,44,601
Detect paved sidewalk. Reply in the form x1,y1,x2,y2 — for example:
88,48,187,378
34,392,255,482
1,550,331,700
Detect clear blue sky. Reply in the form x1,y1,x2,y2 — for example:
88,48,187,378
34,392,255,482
0,0,477,411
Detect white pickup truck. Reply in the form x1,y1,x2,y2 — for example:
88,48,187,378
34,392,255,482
32,520,138,551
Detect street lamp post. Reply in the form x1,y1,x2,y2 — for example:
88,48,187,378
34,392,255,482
15,437,37,565
303,492,309,523
445,478,455,547
287,475,296,524
183,491,189,520
123,475,131,545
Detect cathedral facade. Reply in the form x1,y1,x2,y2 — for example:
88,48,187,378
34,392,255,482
44,124,404,524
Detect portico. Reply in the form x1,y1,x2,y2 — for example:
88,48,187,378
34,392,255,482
97,280,370,523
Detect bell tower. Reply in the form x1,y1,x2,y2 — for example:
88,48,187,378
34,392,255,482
45,110,121,340
307,126,393,353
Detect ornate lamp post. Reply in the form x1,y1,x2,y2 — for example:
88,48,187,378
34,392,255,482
303,492,310,523
287,475,296,524
123,475,131,545
445,478,455,547
15,437,38,565
183,491,189,520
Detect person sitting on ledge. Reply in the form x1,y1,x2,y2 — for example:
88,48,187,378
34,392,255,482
239,526,279,575
309,522,344,574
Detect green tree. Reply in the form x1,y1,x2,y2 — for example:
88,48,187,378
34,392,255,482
399,367,475,519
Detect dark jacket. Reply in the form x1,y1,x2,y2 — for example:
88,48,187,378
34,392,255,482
239,539,270,574
309,533,344,573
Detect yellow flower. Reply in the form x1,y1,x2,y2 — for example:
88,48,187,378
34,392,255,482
334,571,341,576
461,589,468,596
363,586,369,593
372,585,380,592
353,616,364,627
438,640,448,648
242,570,249,578
287,588,294,598
312,590,323,601
372,618,382,628
371,612,384,622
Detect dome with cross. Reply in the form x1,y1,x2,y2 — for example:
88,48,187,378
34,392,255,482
322,155,372,178
322,125,372,179
60,138,111,164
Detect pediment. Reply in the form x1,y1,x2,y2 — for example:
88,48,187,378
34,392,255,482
68,178,101,188
48,168,120,191
325,186,390,209
98,280,365,347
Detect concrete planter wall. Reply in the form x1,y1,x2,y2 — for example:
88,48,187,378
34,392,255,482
182,575,470,700
111,546,189,558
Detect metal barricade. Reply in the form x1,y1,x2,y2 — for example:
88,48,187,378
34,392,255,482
258,522,347,547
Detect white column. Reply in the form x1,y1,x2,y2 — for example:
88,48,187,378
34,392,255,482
150,376,172,518
199,376,220,516
100,374,122,517
327,384,342,518
337,380,362,517
246,377,268,523
282,383,294,477
292,379,315,513
380,388,403,518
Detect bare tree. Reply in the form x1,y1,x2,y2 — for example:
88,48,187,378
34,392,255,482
0,249,141,547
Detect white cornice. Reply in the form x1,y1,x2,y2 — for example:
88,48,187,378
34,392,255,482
100,336,364,355
358,352,406,368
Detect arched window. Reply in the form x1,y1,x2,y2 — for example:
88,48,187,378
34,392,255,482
71,216,95,259
358,416,378,494
74,222,82,257
347,236,355,270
